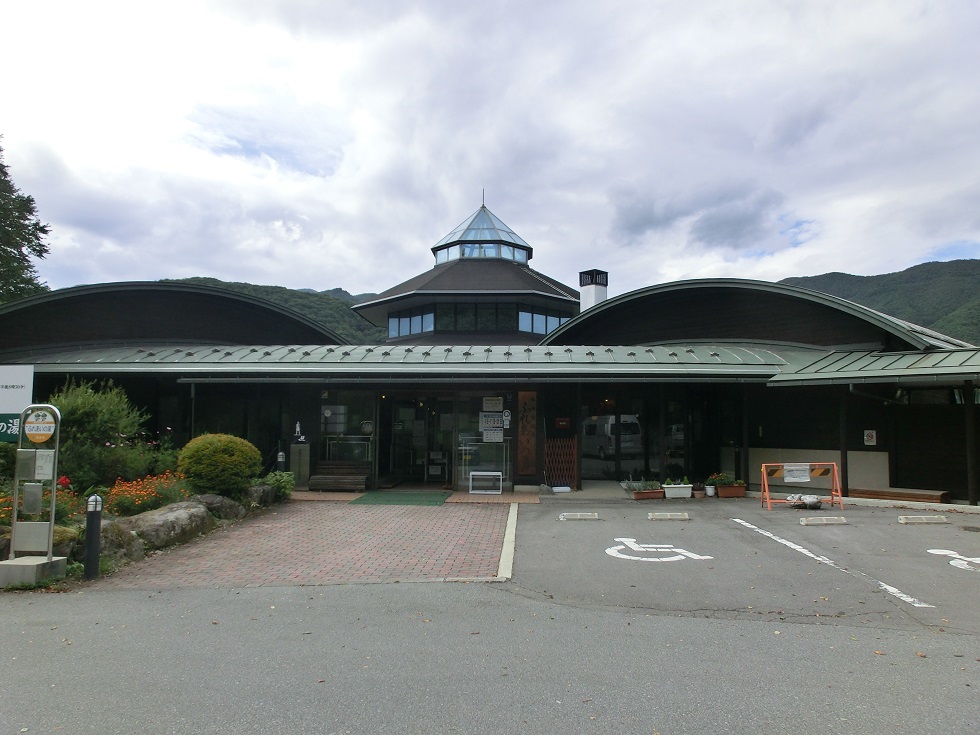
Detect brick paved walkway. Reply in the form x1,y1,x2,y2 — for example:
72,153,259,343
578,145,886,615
91,500,512,590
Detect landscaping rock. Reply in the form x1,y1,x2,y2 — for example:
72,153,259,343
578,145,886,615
52,525,79,558
246,483,276,507
116,501,215,550
97,520,146,563
0,526,78,558
190,494,247,520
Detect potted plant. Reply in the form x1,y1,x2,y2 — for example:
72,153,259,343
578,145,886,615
706,472,746,498
663,476,693,499
692,482,706,498
624,479,664,500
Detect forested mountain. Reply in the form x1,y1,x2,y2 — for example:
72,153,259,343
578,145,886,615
779,259,980,346
168,259,979,347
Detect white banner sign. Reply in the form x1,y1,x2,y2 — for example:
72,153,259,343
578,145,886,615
0,365,33,412
783,463,811,483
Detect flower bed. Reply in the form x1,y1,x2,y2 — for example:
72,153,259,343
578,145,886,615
103,470,190,516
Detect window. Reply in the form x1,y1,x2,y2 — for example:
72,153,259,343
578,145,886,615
498,303,517,330
477,304,496,331
436,303,454,331
433,242,529,263
456,303,476,330
390,303,569,337
388,308,436,337
516,306,573,335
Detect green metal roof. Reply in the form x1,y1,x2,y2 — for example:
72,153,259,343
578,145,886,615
8,342,822,384
769,348,980,386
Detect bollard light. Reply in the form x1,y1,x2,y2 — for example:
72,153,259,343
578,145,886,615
84,494,103,580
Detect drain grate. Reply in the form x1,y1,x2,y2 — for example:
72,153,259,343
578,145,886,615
898,515,949,524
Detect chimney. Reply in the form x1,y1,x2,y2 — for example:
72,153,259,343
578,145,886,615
579,269,608,310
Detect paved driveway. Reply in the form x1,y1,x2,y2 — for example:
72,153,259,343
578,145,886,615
91,500,512,590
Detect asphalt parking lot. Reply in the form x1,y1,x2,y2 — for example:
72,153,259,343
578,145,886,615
512,498,980,634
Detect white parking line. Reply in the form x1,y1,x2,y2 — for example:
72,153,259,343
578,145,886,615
731,518,934,608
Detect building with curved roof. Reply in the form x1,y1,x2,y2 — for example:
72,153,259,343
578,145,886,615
544,279,970,351
0,206,975,503
0,281,346,353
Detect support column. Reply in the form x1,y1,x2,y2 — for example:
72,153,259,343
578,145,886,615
740,386,750,484
839,387,849,497
966,381,977,506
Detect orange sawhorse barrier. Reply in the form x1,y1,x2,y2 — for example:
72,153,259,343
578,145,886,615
761,462,844,511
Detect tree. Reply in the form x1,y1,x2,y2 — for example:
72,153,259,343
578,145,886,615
0,140,50,302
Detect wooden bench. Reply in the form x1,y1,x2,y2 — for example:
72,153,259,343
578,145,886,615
308,461,371,492
848,488,950,504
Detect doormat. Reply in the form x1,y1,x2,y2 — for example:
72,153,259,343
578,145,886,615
350,492,452,506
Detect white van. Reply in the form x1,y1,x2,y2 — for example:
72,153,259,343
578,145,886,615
581,415,642,459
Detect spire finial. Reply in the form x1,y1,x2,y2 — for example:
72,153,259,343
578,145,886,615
482,188,485,206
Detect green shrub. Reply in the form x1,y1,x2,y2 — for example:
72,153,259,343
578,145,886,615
263,471,295,501
0,443,16,482
177,434,261,498
46,379,176,490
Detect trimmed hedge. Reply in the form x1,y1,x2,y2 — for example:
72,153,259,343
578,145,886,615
177,434,261,498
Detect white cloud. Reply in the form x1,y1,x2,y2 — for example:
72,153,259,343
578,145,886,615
2,0,978,299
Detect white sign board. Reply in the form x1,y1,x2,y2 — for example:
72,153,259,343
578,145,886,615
0,366,34,443
783,463,811,483
482,396,503,412
0,365,33,412
479,412,503,429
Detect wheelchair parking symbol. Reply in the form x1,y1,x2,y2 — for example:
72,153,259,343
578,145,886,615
605,537,713,562
927,549,980,572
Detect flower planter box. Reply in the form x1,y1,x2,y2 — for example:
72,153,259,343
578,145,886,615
632,489,665,500
663,484,693,499
716,484,746,498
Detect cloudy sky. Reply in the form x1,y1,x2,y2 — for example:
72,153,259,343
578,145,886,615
3,0,979,298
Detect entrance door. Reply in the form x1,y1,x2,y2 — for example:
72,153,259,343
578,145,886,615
384,396,456,486
380,392,512,490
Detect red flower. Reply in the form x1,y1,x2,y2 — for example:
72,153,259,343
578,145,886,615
57,476,72,490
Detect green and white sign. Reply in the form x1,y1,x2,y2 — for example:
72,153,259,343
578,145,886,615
0,366,34,443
